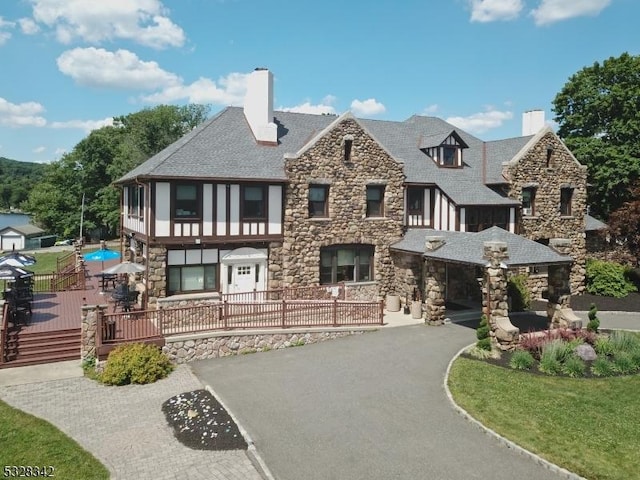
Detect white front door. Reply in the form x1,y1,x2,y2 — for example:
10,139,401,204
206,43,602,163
232,264,256,294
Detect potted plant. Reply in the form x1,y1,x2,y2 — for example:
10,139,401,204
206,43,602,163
411,288,423,319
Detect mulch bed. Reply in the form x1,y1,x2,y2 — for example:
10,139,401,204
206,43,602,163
531,292,640,313
162,389,248,451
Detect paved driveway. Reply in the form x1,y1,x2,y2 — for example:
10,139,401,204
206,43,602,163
191,323,565,480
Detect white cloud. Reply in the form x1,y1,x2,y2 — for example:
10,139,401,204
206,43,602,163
531,0,611,26
54,147,67,156
29,0,185,49
280,102,337,115
50,117,114,132
33,146,46,154
0,17,16,45
422,104,439,115
350,98,386,117
0,97,47,127
446,107,513,134
18,18,40,34
57,47,180,90
141,72,250,106
469,0,523,22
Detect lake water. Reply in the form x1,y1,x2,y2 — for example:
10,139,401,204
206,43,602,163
0,212,32,230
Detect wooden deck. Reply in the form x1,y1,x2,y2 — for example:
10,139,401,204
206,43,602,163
20,258,121,334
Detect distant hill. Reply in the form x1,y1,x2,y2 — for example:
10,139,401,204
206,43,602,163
0,157,46,211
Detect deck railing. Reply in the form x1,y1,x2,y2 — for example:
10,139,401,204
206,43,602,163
0,302,9,364
99,298,383,344
56,251,76,273
31,270,86,293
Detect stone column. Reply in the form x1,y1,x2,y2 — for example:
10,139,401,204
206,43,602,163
81,304,108,362
483,241,519,349
424,259,446,325
546,238,576,328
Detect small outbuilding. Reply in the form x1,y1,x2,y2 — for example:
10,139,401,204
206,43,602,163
0,224,46,251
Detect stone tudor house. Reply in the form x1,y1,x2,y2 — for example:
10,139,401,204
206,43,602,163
115,69,593,327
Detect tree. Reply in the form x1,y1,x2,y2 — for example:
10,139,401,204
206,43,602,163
552,52,640,218
25,104,210,237
607,181,640,263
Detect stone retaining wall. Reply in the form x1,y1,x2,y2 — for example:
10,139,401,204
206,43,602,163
163,330,368,364
344,282,379,301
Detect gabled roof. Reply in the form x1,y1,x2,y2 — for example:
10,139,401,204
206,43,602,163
391,227,572,267
115,107,565,210
417,130,469,150
0,224,45,236
585,214,607,231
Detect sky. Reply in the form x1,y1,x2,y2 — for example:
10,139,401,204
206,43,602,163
0,0,638,164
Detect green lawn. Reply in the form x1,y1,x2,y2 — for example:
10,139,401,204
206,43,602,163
0,398,109,479
29,251,69,274
448,357,640,480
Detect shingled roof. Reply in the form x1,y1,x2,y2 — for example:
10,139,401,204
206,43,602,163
116,107,541,207
391,226,572,267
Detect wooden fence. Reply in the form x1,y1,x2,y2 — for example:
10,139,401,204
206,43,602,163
99,298,383,345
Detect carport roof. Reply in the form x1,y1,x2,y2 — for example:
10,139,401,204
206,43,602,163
390,227,573,267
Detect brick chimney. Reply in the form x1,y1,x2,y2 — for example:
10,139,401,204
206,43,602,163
244,68,278,145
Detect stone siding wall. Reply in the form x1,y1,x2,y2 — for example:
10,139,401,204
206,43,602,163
391,252,422,307
424,259,446,325
163,330,366,364
283,117,405,297
146,245,167,306
344,282,379,301
504,131,588,293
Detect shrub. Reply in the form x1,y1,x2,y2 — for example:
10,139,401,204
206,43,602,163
507,274,531,312
100,343,174,386
476,337,492,351
562,355,586,377
542,339,572,363
612,352,637,375
594,337,614,357
466,345,501,360
519,333,547,359
509,350,534,370
591,357,616,377
538,355,562,375
476,314,491,350
585,259,637,298
609,330,640,354
476,325,490,341
587,303,600,333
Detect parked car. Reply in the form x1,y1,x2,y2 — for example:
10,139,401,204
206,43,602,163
54,239,73,246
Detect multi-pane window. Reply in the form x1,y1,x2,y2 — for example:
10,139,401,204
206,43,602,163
127,185,144,218
560,188,573,216
442,146,457,166
366,185,385,217
465,207,509,232
308,185,329,218
407,187,423,215
168,264,217,294
174,184,199,218
522,188,536,216
320,245,374,284
242,185,266,220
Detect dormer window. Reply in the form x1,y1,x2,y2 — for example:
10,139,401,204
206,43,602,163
442,146,458,167
420,130,467,168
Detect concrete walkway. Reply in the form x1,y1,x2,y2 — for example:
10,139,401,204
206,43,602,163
191,313,640,480
0,364,262,480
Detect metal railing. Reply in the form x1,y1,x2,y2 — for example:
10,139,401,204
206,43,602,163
30,270,86,292
0,302,9,364
56,251,76,273
99,297,383,344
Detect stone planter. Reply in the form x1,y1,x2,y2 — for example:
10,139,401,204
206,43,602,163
385,295,401,312
411,300,423,319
